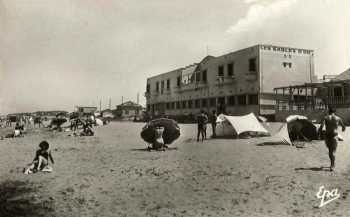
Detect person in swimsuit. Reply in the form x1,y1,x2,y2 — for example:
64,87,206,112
197,110,208,142
318,107,346,171
24,141,54,174
152,125,165,150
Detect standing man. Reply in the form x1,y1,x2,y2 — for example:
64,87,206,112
197,110,208,142
318,107,346,171
211,110,218,138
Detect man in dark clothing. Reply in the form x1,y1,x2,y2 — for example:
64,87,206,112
318,107,346,171
197,110,208,142
211,110,218,138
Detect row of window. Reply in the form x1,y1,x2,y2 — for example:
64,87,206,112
146,58,258,94
282,62,292,68
147,94,259,111
261,45,312,54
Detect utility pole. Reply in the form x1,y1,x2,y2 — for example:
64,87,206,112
109,98,111,110
122,96,124,104
99,99,102,113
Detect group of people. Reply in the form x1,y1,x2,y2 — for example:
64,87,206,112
196,110,218,142
16,106,349,174
194,107,345,172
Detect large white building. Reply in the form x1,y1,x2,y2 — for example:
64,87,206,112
145,44,317,120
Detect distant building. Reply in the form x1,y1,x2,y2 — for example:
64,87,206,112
145,44,317,120
75,106,97,115
101,109,115,119
115,101,144,120
274,67,350,123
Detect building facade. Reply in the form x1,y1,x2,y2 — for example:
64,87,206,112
145,45,317,119
115,101,144,120
75,106,97,115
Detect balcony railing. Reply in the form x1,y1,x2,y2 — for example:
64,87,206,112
215,76,236,85
276,96,348,111
245,72,257,81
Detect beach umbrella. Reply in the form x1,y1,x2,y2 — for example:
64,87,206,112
141,118,180,145
286,116,317,141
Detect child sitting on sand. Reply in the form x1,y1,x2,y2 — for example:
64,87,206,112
24,141,54,174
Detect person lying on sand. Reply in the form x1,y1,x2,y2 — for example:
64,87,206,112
24,141,54,174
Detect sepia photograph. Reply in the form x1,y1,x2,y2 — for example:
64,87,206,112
0,0,350,216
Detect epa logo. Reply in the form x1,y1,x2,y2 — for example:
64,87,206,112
316,186,340,208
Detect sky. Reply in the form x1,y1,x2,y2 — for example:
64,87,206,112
0,0,350,114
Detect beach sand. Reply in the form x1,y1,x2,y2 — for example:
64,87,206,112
0,122,350,217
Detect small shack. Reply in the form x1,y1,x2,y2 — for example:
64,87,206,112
115,101,144,121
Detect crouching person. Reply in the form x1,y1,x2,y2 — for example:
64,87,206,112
24,141,54,174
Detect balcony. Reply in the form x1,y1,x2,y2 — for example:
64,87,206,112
245,72,257,81
175,81,208,93
215,76,236,86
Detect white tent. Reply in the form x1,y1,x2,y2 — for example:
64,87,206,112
257,123,293,146
95,118,104,126
216,113,269,137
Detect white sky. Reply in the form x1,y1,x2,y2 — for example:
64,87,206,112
0,0,350,114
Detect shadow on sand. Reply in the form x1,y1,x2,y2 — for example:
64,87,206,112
0,180,54,217
295,166,330,172
131,147,178,152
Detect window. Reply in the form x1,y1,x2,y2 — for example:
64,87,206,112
177,76,181,87
218,65,224,76
334,87,343,97
176,101,181,109
210,98,216,107
161,80,164,94
156,82,159,92
218,97,225,106
196,72,201,82
166,103,170,109
195,99,200,108
249,58,257,72
228,96,235,106
147,104,150,111
201,99,207,107
227,63,234,76
188,100,193,109
171,102,175,109
248,94,258,105
146,84,150,93
166,79,170,89
125,110,129,115
202,70,207,83
283,62,292,68
182,101,187,109
238,95,246,105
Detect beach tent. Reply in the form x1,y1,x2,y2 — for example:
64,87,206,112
286,115,318,141
216,113,269,137
259,123,292,145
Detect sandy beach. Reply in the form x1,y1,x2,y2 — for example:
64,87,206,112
1,122,350,217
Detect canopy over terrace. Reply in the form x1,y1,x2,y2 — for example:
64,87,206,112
273,79,350,119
